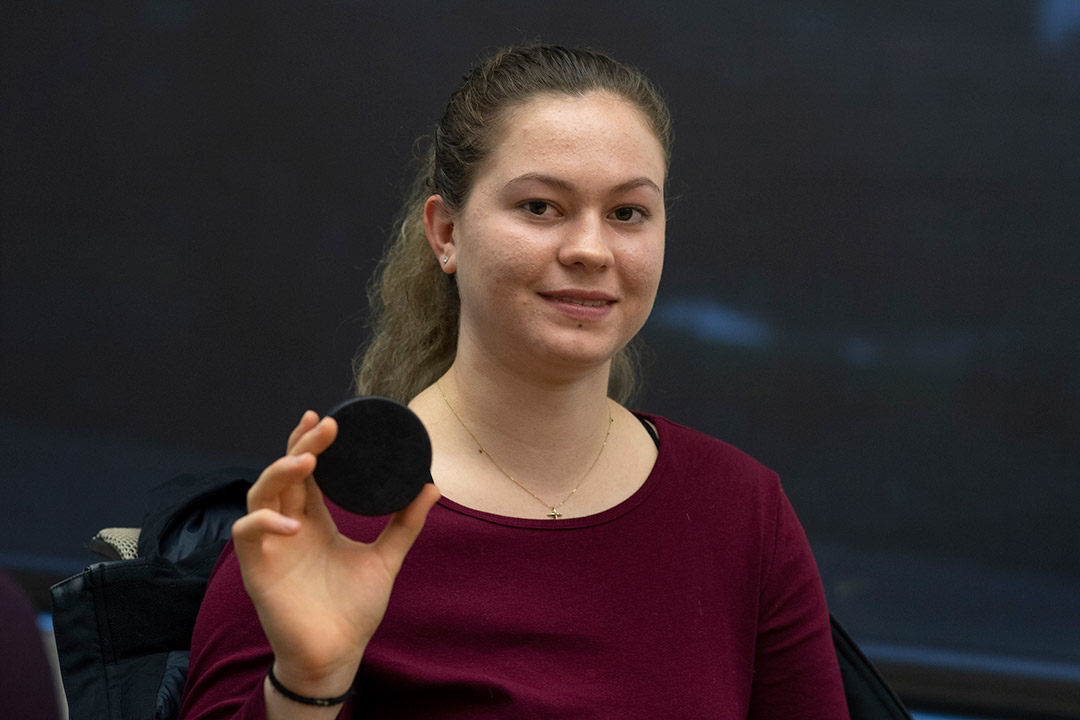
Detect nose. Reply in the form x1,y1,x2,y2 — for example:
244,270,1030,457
557,214,613,272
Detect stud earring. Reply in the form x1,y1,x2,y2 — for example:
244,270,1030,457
442,256,449,264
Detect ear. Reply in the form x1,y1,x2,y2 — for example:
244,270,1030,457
423,194,457,274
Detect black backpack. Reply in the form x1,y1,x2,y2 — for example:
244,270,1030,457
50,468,254,720
51,468,913,720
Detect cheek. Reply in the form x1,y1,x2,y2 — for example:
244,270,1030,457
456,234,540,310
464,219,546,279
622,242,665,297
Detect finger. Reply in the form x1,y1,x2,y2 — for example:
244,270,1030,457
232,508,302,546
302,475,335,523
288,416,339,458
373,483,441,574
247,453,316,512
286,410,320,454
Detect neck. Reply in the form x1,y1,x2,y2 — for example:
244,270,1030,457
454,346,608,426
431,353,615,501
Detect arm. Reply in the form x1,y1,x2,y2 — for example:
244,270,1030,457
179,411,440,719
747,488,849,720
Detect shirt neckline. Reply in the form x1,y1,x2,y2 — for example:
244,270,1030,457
434,413,667,530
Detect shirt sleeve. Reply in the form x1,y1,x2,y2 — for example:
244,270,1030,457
177,541,356,719
747,487,850,720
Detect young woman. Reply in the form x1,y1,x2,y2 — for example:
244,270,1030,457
179,45,849,719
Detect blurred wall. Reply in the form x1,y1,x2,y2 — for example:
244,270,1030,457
2,0,1078,668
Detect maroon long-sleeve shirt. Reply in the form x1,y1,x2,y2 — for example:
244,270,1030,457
179,414,848,719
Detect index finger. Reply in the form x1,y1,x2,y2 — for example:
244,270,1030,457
288,415,339,458
286,410,320,454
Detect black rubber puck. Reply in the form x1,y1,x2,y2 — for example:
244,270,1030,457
313,396,432,516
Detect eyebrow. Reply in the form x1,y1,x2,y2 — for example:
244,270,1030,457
504,172,663,197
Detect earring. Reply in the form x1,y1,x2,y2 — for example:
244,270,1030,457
442,256,449,264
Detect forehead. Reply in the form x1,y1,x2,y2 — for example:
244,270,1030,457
477,92,667,190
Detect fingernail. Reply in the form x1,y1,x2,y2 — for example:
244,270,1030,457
280,517,301,532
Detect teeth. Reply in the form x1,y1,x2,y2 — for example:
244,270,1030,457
559,297,607,307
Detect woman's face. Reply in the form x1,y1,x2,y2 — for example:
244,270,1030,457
440,91,666,381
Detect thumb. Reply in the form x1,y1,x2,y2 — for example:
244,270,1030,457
372,483,441,575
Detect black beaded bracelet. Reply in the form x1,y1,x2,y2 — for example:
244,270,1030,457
267,664,355,707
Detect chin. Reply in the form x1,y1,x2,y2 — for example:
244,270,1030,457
532,331,625,372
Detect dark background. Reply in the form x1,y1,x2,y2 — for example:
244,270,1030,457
3,0,1079,705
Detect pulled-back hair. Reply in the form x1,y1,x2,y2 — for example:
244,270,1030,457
353,45,672,404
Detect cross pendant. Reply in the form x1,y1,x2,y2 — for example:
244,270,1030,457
547,507,562,519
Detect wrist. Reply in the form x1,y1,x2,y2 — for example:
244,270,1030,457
267,664,354,707
268,659,359,704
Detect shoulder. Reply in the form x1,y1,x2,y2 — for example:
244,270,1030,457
634,413,788,534
643,413,781,493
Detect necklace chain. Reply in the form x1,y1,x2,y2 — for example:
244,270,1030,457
437,380,613,519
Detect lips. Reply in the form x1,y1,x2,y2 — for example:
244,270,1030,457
541,290,617,304
540,291,617,320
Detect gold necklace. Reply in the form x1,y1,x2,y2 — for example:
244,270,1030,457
437,381,613,519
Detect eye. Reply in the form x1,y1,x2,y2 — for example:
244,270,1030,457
524,200,551,216
611,206,647,223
